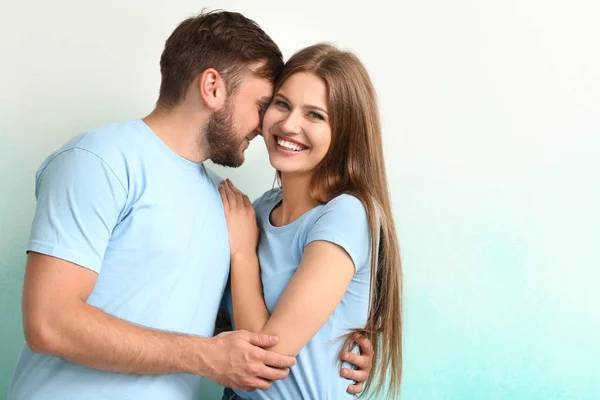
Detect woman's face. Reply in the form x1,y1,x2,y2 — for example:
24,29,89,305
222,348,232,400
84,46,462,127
262,72,332,176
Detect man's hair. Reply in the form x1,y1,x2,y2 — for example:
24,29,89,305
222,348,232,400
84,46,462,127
157,10,283,108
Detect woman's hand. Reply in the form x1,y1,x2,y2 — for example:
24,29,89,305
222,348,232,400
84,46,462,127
219,179,259,258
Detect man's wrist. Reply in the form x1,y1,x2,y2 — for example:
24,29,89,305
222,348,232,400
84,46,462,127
174,335,211,376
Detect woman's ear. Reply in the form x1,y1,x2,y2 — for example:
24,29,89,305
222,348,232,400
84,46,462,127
198,68,227,111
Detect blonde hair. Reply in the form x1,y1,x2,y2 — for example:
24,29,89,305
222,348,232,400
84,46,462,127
275,44,403,398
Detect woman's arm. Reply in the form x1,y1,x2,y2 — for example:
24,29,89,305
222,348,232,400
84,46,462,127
230,241,355,356
229,252,269,333
220,180,354,356
263,241,355,356
218,179,270,332
220,179,373,394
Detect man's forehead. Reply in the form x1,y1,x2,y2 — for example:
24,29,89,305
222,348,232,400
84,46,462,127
239,74,274,99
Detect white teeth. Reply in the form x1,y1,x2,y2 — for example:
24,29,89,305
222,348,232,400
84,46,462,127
276,137,306,151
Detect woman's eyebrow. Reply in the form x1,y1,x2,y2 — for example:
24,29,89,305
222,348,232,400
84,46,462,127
275,93,328,114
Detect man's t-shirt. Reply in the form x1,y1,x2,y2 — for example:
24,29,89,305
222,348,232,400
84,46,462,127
9,119,230,400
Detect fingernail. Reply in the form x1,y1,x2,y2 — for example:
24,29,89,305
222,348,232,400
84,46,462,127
341,369,349,377
270,336,278,343
345,352,351,359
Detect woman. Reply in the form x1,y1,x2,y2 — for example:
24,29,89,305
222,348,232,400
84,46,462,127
219,43,402,399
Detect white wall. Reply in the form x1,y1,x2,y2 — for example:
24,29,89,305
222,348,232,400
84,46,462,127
1,0,599,398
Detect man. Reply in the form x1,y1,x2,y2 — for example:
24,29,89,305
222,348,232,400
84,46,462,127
9,10,372,400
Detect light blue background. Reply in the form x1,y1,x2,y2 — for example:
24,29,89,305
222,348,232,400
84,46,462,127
2,0,599,399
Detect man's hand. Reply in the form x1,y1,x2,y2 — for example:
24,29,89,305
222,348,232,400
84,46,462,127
201,330,297,391
340,333,374,394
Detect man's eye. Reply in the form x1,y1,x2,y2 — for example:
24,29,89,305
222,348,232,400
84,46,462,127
274,100,290,110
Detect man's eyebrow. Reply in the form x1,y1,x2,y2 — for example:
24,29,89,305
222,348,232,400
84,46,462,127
259,96,272,104
275,93,290,103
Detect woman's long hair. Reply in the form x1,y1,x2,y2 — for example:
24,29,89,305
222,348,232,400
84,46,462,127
274,44,403,398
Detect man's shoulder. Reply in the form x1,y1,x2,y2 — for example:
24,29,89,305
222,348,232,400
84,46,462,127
72,120,145,159
38,120,147,188
204,167,224,187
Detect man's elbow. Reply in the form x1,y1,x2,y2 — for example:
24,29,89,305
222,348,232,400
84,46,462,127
24,314,60,354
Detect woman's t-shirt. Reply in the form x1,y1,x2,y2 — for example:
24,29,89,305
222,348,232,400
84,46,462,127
230,188,373,400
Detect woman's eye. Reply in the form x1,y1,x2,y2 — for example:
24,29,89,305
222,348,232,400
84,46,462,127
308,111,325,121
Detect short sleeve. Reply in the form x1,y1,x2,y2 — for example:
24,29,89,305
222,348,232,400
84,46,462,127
305,195,372,273
27,148,127,274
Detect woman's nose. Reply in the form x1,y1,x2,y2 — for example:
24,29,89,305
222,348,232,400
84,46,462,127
280,110,303,135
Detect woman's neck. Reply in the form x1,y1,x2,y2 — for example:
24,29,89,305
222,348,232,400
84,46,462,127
273,172,320,226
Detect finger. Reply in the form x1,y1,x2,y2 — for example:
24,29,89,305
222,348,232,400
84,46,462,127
226,178,239,192
223,179,237,208
233,188,245,209
354,333,374,357
233,379,271,392
243,194,252,209
342,351,370,370
250,377,273,391
226,179,244,198
247,332,278,348
259,365,290,381
341,367,369,383
347,382,364,394
227,179,246,209
260,349,297,368
218,184,229,210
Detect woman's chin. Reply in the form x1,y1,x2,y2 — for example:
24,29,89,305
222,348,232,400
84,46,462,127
268,154,294,173
268,151,321,176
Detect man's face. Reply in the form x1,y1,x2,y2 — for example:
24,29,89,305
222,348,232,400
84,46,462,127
205,74,273,168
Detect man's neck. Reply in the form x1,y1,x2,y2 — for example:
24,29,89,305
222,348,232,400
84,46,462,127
142,104,211,163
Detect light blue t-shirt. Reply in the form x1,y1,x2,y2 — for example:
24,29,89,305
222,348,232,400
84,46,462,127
9,120,230,400
231,188,373,400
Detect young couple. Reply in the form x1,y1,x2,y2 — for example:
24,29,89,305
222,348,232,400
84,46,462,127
9,10,402,400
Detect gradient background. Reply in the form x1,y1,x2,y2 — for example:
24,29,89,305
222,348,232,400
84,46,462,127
1,0,599,398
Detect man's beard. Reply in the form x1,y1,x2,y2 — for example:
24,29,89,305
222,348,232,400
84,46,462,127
204,100,247,168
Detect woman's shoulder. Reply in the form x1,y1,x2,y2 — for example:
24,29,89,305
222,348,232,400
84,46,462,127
304,193,370,233
253,187,282,213
321,193,367,215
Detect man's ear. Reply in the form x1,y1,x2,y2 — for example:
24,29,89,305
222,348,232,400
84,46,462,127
199,68,227,110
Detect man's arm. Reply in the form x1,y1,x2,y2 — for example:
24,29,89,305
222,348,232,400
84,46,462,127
23,251,295,390
23,145,294,391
